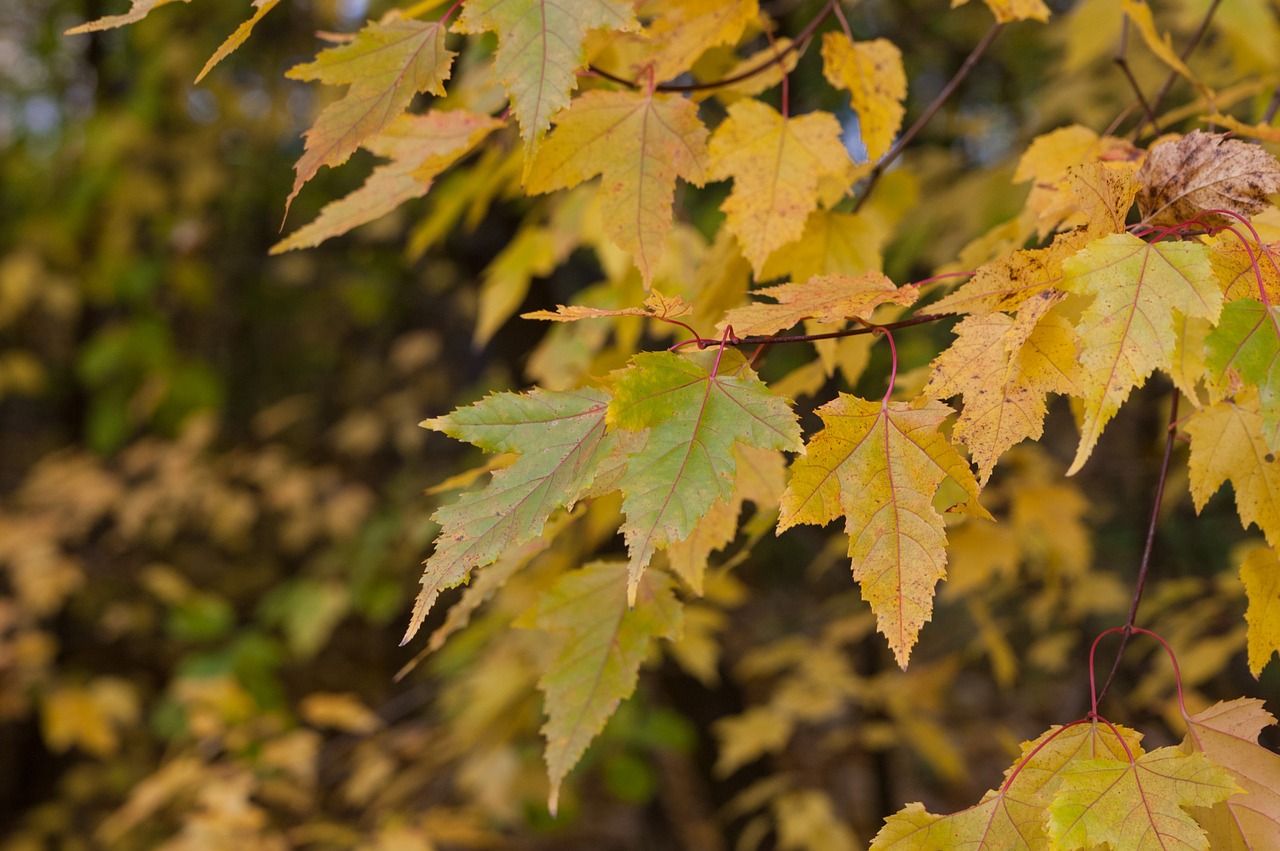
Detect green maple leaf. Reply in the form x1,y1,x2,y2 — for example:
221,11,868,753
455,0,635,160
1206,298,1280,450
1048,746,1238,850
521,561,682,815
285,14,455,209
402,388,617,644
608,349,802,601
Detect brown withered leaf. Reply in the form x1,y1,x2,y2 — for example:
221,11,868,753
1137,131,1280,227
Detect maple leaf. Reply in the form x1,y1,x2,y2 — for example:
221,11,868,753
284,14,455,210
195,0,280,83
608,349,802,602
522,291,692,323
1061,233,1221,475
821,33,906,162
931,230,1088,316
401,388,617,644
699,37,798,104
65,0,188,34
1240,546,1280,676
454,0,634,159
778,394,990,668
718,272,918,337
760,209,887,283
271,110,502,253
1209,236,1280,302
1066,160,1140,236
1014,126,1139,237
521,561,682,815
1136,131,1280,227
626,0,760,84
1205,299,1280,448
1185,389,1280,549
872,720,1143,850
525,90,709,287
926,289,1082,484
1047,746,1239,850
950,0,1050,23
708,100,852,275
1182,697,1280,845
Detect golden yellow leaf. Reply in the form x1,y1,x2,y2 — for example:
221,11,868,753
523,290,691,323
1239,545,1280,676
526,90,709,287
1120,0,1212,100
699,37,798,104
951,0,1050,23
299,692,383,734
718,272,917,337
931,229,1087,316
1209,234,1280,302
779,395,990,668
821,33,906,161
708,100,852,274
65,0,188,34
1186,389,1280,548
631,0,760,84
195,0,280,83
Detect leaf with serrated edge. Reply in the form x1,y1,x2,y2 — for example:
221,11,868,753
523,291,691,323
1185,389,1280,548
1062,233,1220,474
626,0,759,84
526,90,709,287
1048,747,1239,850
1240,546,1280,676
718,272,917,337
65,0,188,34
285,15,455,210
926,290,1081,484
196,0,280,83
273,111,502,253
1136,130,1280,227
402,388,616,644
1206,299,1280,448
1210,236,1280,302
609,349,801,603
932,230,1088,316
779,394,990,668
1182,697,1280,846
872,720,1143,850
709,100,853,275
821,34,905,162
524,562,682,815
455,0,633,158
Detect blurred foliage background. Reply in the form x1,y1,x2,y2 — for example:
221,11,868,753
0,0,1276,848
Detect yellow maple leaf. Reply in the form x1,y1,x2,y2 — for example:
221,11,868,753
950,0,1050,23
272,110,503,254
1062,233,1221,475
1014,125,1140,236
629,0,760,84
718,272,918,337
284,14,455,209
779,395,990,668
1119,0,1212,101
821,33,906,162
760,208,886,282
1185,389,1280,548
525,90,709,287
1239,545,1280,676
926,289,1081,484
196,0,281,83
1209,234,1280,302
931,229,1088,316
708,100,853,275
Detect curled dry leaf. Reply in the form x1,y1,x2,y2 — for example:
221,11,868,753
1136,131,1280,227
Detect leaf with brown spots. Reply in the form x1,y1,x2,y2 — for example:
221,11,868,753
1136,131,1280,227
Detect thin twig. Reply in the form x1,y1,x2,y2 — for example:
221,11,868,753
852,23,1003,213
723,312,952,349
1115,19,1162,136
588,0,837,94
1095,392,1180,706
1132,0,1223,139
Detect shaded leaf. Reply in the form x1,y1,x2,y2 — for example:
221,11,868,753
1182,697,1280,845
402,389,616,643
524,562,682,814
1205,299,1280,448
709,100,852,274
455,0,634,157
1239,546,1280,677
1136,130,1280,227
526,90,709,286
272,110,502,253
609,350,802,601
778,395,990,667
285,15,455,209
1061,233,1220,474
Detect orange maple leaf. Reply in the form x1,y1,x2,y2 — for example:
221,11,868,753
717,272,918,337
